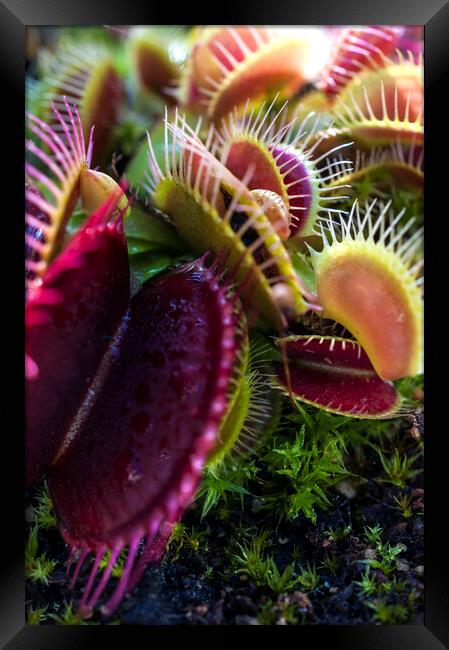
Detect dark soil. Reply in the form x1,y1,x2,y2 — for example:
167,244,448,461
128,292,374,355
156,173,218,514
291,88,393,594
25,411,424,626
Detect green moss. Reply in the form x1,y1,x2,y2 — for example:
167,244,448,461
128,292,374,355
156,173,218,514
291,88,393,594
232,530,272,585
360,526,405,576
319,551,340,576
167,523,208,559
392,493,415,519
324,525,352,543
256,599,278,625
232,530,308,594
197,467,253,520
27,605,48,625
33,483,57,530
25,525,57,586
366,599,410,624
258,408,351,524
363,524,383,546
264,560,304,594
98,549,128,578
355,567,377,597
48,601,93,625
395,374,424,404
378,448,422,488
296,562,320,592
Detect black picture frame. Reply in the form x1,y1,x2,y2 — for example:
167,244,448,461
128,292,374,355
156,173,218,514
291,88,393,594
2,1,447,647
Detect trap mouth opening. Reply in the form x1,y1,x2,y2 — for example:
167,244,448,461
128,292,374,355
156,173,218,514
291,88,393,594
220,186,282,285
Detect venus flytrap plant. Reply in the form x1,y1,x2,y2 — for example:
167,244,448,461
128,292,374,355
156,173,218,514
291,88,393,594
25,99,93,293
26,187,131,485
335,51,423,129
324,139,423,199
25,27,424,622
182,27,330,121
25,98,128,296
214,97,353,238
274,335,403,418
25,102,267,619
147,121,424,420
33,40,123,165
26,109,258,619
327,57,423,151
38,247,248,618
145,109,313,329
310,200,423,382
129,27,187,106
307,51,423,164
318,27,399,97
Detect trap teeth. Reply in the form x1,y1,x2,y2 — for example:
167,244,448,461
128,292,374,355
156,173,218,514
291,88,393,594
185,27,328,121
319,26,398,97
147,113,311,328
330,60,423,149
216,100,352,238
311,201,423,381
275,334,403,418
25,101,129,296
36,40,123,165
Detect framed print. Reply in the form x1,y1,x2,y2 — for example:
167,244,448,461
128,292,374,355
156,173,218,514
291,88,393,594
1,0,447,647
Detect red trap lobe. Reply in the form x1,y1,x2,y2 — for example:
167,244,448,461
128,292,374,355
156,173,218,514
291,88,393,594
320,26,397,96
276,335,401,418
47,259,239,616
26,196,130,486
